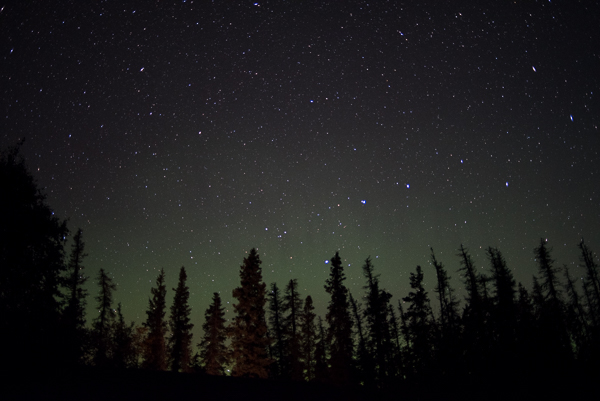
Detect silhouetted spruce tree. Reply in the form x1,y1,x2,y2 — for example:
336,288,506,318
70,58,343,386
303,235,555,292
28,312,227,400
299,295,317,381
387,303,403,378
515,283,536,366
457,245,488,375
142,268,168,371
229,248,271,378
429,249,460,378
112,302,136,369
63,228,88,365
92,268,116,367
579,242,600,365
362,256,392,383
324,251,354,385
283,278,304,380
268,282,287,378
486,247,518,376
1,143,69,367
533,239,571,368
430,248,460,337
401,265,433,380
349,292,373,386
314,316,329,383
199,292,228,375
563,266,589,359
578,240,600,326
169,266,193,372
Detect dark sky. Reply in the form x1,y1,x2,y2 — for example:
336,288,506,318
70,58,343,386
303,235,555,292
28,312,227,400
2,0,599,340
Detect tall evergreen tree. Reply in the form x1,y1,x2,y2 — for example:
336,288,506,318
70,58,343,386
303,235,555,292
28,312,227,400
268,282,287,378
430,248,460,336
169,266,193,372
63,228,88,365
143,269,168,371
229,248,271,378
324,251,354,385
92,268,117,367
299,295,317,381
533,239,571,367
401,265,433,379
1,143,69,367
486,247,518,376
457,245,488,375
199,292,228,375
283,278,304,381
362,256,393,382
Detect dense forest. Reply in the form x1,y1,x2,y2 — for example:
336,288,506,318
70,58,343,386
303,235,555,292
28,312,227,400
2,144,599,400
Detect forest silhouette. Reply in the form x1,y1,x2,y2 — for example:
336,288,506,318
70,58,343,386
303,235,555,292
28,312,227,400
2,143,599,400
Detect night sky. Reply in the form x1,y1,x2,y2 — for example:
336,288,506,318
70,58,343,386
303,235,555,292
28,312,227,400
2,0,599,341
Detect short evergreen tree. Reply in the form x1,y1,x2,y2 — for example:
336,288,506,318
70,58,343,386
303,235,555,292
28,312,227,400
229,248,271,378
401,265,433,379
92,268,116,367
283,278,304,380
324,251,354,385
142,269,168,371
169,266,193,372
63,228,88,365
199,292,228,375
112,302,136,369
268,282,287,378
314,316,329,383
299,295,317,381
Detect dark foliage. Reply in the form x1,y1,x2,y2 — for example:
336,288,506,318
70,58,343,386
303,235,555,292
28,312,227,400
324,251,354,385
0,143,68,367
63,228,89,365
199,292,228,375
230,248,271,378
169,266,193,372
143,269,168,371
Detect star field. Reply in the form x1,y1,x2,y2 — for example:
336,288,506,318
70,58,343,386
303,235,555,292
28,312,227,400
1,0,599,340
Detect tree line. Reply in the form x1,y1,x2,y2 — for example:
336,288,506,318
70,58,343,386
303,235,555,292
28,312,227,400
2,144,599,392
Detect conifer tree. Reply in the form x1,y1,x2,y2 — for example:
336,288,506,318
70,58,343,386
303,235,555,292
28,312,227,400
457,245,488,374
564,267,588,359
283,278,304,380
534,239,562,305
229,248,271,378
299,295,317,381
112,302,136,369
578,240,600,326
486,247,517,376
268,282,287,378
1,143,69,367
401,265,433,379
387,303,403,378
92,268,116,367
63,228,88,364
314,316,329,383
199,292,228,375
324,251,354,385
143,269,168,371
362,256,393,382
430,248,460,333
169,266,193,372
349,292,373,386
533,240,571,367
